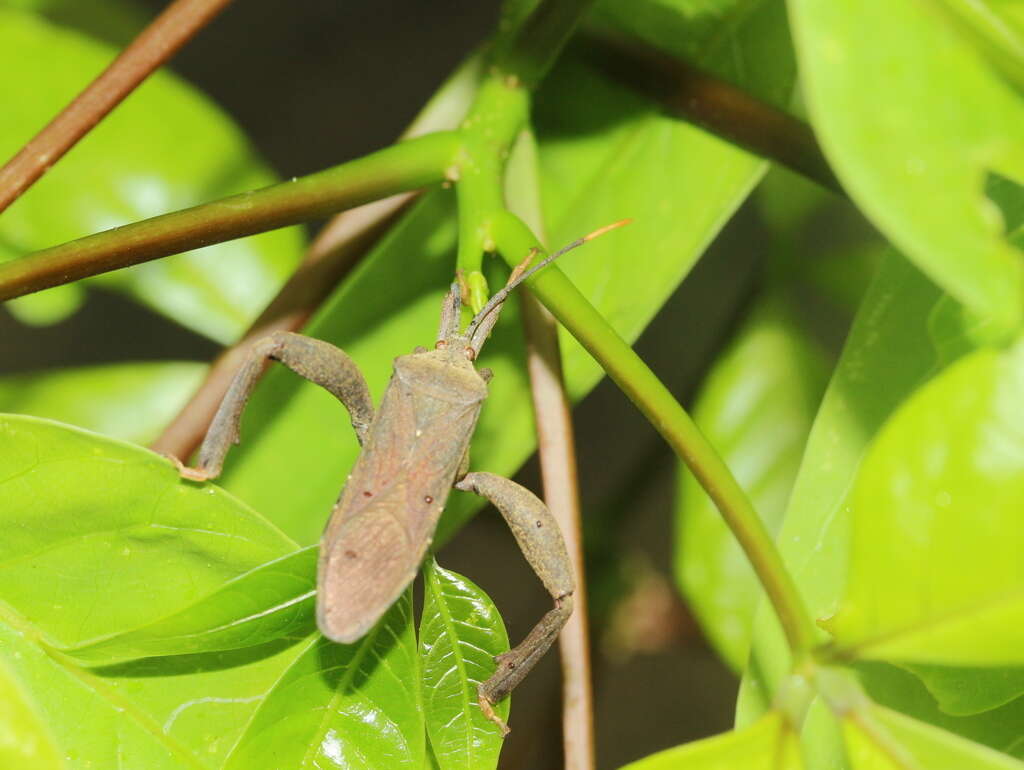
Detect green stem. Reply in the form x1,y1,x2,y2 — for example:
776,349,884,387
489,210,819,658
454,76,530,311
0,132,461,302
492,0,597,86
452,0,594,311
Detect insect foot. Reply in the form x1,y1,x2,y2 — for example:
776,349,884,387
455,472,576,733
163,452,213,482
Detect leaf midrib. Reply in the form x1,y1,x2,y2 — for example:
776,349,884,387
64,544,319,653
425,563,476,767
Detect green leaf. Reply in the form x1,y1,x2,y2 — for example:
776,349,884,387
0,9,304,342
589,0,796,108
420,558,509,770
222,592,425,770
0,660,64,770
619,711,802,769
538,0,795,365
0,362,205,444
787,0,1024,333
827,338,1024,665
857,662,1024,759
844,706,1024,770
0,612,307,769
738,252,979,724
61,546,317,665
674,293,828,671
0,414,326,767
0,414,296,648
217,0,797,545
935,0,1024,91
899,664,1024,717
0,0,148,45
0,416,428,767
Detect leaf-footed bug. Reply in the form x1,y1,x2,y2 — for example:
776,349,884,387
173,220,629,734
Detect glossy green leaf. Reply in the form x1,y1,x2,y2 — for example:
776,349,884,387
619,711,802,769
217,0,797,544
827,338,1024,665
0,414,333,767
223,592,424,770
420,558,509,770
0,660,64,770
899,664,1024,717
61,546,317,665
674,293,828,671
738,252,979,725
0,612,307,769
0,9,304,342
788,0,1024,333
844,706,1024,770
0,362,205,444
0,414,296,648
0,415,428,767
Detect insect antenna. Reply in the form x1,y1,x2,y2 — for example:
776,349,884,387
465,219,631,352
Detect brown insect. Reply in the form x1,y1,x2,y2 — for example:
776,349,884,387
175,221,627,733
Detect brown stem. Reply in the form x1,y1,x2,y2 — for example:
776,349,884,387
502,124,594,766
149,193,414,458
0,0,235,215
520,292,595,770
586,33,843,195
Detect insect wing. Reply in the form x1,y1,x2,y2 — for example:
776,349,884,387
317,366,483,643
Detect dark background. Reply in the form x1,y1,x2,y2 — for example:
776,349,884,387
0,1,794,766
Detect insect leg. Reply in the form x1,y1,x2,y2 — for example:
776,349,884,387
177,331,374,481
454,471,574,735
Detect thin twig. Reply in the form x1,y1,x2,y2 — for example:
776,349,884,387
504,126,595,769
0,0,235,215
150,193,414,458
521,292,596,770
586,32,843,195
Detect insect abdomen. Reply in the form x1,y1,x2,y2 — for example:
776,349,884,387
316,363,484,643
